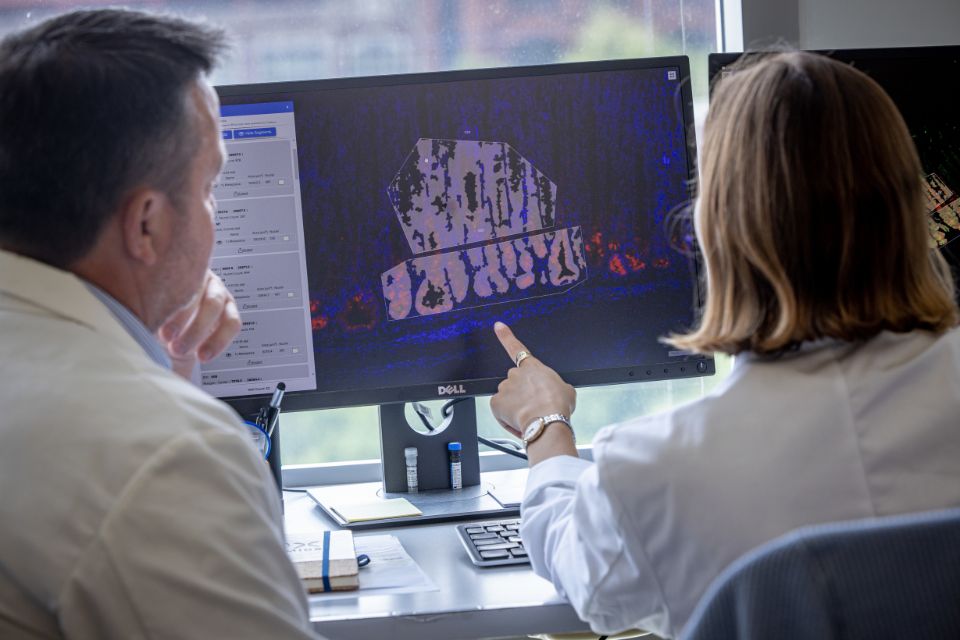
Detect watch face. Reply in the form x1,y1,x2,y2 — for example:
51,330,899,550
523,419,542,443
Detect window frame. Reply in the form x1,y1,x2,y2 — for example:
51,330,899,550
282,447,596,488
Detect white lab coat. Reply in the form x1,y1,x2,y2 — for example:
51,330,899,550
521,330,960,638
0,250,318,639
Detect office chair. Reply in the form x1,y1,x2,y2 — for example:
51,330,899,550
681,507,960,640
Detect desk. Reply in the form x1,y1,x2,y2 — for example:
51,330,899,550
284,471,590,640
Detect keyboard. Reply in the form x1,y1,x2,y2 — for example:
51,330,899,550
456,518,529,567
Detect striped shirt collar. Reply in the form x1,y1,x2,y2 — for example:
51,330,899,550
84,282,172,370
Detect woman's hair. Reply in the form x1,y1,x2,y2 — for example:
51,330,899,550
667,51,958,356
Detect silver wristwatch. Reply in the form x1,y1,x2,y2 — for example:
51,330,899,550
522,413,574,448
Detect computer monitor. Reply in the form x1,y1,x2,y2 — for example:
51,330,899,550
708,47,960,286
205,57,713,423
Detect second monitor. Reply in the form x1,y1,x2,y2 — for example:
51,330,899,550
709,46,960,293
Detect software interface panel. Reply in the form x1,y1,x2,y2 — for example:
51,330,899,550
204,102,317,398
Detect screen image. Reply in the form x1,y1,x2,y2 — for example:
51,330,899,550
709,47,960,281
211,58,711,413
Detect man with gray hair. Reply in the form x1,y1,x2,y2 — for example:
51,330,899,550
0,9,319,638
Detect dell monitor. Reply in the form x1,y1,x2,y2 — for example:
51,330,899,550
205,57,711,503
709,46,960,286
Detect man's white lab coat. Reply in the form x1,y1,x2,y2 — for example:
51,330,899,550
0,249,318,639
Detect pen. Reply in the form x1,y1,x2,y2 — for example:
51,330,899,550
263,382,286,437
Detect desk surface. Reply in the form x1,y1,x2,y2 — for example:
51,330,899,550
285,470,589,640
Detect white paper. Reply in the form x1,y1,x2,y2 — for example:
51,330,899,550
305,534,437,601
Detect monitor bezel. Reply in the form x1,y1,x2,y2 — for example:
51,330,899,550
708,45,960,88
214,55,712,417
708,45,960,297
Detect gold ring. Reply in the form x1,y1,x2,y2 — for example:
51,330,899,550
514,350,530,367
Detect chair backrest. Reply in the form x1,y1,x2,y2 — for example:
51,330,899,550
682,507,960,640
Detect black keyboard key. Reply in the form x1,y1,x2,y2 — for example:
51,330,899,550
474,538,508,547
457,519,530,567
470,532,498,540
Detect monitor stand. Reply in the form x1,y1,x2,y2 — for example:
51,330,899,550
308,399,521,529
379,400,480,492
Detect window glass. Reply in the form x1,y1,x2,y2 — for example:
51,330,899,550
282,354,733,465
2,0,723,465
1,1,717,100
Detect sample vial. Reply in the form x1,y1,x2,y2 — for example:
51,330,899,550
448,441,462,490
404,447,419,493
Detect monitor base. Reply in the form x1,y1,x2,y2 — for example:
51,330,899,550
307,478,519,529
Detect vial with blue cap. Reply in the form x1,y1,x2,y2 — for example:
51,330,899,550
448,441,462,490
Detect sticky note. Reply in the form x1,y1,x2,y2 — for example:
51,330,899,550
330,498,422,523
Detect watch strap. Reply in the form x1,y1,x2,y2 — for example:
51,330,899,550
522,413,574,447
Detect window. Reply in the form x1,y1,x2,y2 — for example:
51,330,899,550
281,356,734,466
3,0,728,470
0,1,720,102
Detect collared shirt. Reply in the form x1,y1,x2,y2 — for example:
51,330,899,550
520,328,960,639
84,282,172,370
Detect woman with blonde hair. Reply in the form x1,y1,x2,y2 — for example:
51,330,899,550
490,51,960,639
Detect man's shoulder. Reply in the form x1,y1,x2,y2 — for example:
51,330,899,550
124,363,244,437
0,295,249,519
0,310,247,480
3,293,241,435
0,309,256,609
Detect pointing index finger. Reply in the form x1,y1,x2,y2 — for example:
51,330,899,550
494,321,529,364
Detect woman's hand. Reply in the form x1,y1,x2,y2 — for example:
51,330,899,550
489,321,576,439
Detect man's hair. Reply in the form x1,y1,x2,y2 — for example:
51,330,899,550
667,51,958,355
0,9,226,267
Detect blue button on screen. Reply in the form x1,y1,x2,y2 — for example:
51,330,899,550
234,127,277,139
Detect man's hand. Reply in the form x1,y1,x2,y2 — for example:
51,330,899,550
157,270,241,379
489,321,576,441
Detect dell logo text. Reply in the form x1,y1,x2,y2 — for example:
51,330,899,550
438,384,467,396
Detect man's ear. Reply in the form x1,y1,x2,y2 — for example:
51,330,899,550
119,187,170,267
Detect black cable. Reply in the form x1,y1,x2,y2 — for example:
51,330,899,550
282,487,309,493
441,397,469,417
412,403,436,432
415,397,528,459
478,435,528,460
486,437,524,452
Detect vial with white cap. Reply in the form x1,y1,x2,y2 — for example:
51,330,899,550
404,447,419,493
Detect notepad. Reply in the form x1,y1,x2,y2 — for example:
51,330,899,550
329,497,423,523
286,530,359,592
